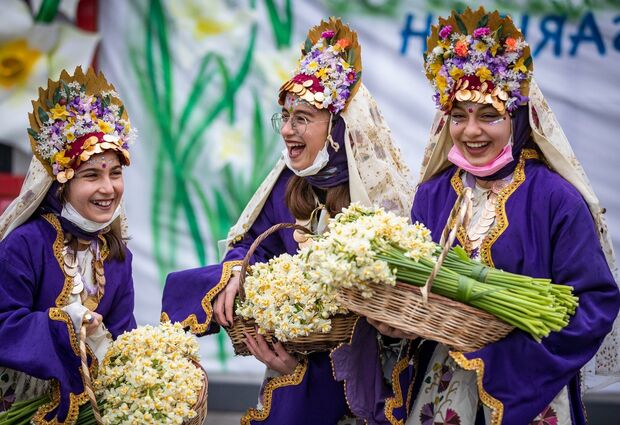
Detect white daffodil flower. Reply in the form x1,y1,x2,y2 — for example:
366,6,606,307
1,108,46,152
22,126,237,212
0,0,99,153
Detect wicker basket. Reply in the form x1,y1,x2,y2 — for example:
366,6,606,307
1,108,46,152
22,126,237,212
337,188,514,352
183,360,209,425
225,222,358,356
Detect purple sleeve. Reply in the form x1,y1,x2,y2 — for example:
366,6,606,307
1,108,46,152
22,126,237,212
0,245,83,423
161,174,295,335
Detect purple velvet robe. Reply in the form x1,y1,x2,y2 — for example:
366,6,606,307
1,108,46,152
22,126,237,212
0,215,136,424
399,157,620,424
162,168,399,424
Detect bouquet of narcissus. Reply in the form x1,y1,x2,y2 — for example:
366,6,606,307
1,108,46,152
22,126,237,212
304,203,578,341
236,253,347,341
0,322,205,425
96,322,203,424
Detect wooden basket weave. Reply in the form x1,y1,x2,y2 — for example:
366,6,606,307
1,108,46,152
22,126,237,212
336,188,514,352
225,223,357,356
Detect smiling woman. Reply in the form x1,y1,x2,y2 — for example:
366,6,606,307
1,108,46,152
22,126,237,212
162,18,417,425
0,67,138,424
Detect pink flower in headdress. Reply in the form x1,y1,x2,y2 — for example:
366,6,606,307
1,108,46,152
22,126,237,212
473,27,490,38
346,71,356,83
439,25,452,39
322,30,335,39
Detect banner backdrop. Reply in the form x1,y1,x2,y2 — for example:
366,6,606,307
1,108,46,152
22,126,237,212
92,0,620,382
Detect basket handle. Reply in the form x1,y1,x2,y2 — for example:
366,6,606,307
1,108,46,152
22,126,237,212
79,323,103,425
238,223,313,301
420,187,473,303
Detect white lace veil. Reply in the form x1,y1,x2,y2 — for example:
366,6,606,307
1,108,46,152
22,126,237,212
417,79,619,391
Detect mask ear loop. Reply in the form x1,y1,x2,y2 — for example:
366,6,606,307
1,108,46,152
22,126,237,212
326,112,339,152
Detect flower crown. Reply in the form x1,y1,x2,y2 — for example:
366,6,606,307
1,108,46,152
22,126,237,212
28,67,136,183
424,7,533,114
279,17,362,115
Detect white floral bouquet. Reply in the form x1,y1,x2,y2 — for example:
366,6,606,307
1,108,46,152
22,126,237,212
236,253,347,341
96,322,204,425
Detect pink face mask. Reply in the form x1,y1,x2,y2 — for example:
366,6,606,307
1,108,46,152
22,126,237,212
447,141,513,177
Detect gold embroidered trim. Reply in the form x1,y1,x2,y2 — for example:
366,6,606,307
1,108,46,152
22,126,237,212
449,351,503,425
33,309,96,424
43,214,74,308
161,260,243,334
384,354,411,425
240,360,309,424
449,149,539,266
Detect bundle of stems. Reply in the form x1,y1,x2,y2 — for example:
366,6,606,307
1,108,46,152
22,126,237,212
0,396,99,425
374,242,578,341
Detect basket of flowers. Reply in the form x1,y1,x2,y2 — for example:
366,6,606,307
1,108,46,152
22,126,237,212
0,322,208,425
226,223,357,356
306,198,578,352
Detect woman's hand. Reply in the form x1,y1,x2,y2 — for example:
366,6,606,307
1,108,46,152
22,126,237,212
244,331,299,375
213,271,240,327
367,318,419,340
83,311,103,336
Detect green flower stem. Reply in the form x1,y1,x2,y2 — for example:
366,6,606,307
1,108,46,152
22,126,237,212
371,243,577,340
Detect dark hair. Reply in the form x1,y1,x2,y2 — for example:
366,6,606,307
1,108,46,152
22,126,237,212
285,175,350,219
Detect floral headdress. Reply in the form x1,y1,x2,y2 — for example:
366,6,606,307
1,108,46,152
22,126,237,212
278,17,362,115
28,67,136,183
424,7,533,114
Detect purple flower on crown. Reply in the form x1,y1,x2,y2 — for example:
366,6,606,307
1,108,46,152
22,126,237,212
473,27,491,38
321,30,335,39
439,25,452,39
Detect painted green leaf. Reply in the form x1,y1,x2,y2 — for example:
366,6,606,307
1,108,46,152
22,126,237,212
455,14,468,34
27,128,39,140
38,106,49,123
53,87,62,105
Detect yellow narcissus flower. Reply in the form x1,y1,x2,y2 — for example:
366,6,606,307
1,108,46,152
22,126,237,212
435,74,448,92
53,151,71,168
50,104,70,121
315,67,329,81
429,61,442,76
449,67,464,81
97,119,114,134
513,57,528,73
475,66,493,82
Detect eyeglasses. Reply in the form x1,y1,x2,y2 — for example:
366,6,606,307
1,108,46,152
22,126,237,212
271,113,330,136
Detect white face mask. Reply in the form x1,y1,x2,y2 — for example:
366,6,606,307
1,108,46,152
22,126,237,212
282,141,330,177
61,201,122,233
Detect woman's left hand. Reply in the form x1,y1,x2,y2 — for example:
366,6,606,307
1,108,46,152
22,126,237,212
243,331,299,375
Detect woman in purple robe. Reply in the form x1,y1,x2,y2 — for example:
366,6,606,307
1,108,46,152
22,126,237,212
162,18,416,424
369,8,620,425
0,67,137,424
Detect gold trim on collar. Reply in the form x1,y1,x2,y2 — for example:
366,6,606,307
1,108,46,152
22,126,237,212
240,360,309,424
449,149,539,266
160,260,243,334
